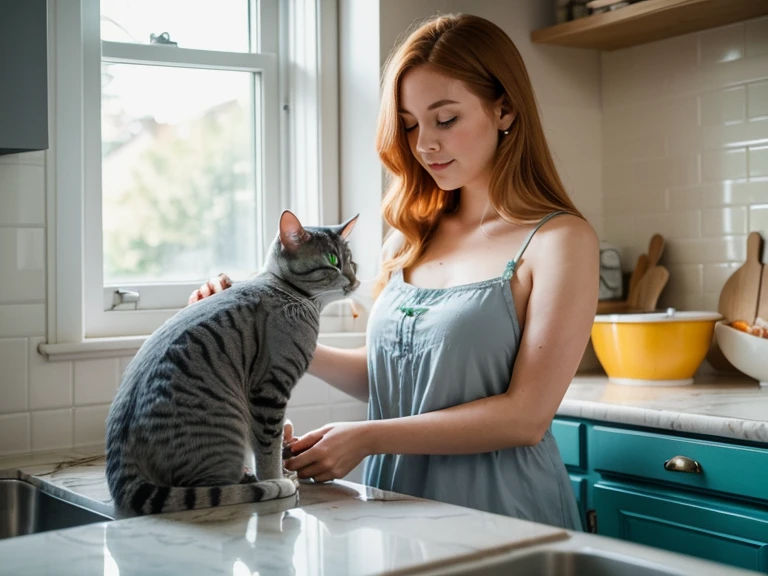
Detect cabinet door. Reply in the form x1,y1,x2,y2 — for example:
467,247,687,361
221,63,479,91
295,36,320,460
595,482,768,573
570,475,587,529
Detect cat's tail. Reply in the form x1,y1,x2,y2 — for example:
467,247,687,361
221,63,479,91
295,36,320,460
110,471,297,516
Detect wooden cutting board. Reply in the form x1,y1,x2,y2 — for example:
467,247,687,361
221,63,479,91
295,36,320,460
757,251,768,322
718,232,763,324
633,265,669,312
707,232,764,372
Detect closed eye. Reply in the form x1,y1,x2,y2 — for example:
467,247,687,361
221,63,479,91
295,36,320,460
403,117,457,133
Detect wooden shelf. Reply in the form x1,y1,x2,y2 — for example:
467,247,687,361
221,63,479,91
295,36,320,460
531,0,768,51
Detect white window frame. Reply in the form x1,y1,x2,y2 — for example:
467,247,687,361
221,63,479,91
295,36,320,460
42,0,344,359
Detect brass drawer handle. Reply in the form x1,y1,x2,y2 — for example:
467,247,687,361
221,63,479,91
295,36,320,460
663,455,702,474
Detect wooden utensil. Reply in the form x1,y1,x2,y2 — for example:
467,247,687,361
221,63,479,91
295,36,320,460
627,254,649,299
707,231,764,372
718,232,763,324
647,233,665,267
633,265,669,311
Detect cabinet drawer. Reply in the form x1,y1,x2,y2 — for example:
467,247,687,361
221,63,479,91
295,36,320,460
593,426,768,503
595,482,768,573
551,419,585,469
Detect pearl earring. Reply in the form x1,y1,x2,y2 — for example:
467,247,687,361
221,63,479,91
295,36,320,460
503,130,509,135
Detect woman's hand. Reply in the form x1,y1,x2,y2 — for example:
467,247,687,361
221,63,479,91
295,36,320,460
188,273,232,305
283,422,372,483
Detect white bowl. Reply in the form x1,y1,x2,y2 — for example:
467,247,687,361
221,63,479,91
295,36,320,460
714,321,768,386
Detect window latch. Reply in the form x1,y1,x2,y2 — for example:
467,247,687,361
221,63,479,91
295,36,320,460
111,289,141,310
149,32,177,46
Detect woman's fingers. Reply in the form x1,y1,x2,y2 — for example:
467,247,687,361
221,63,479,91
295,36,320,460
188,273,233,305
283,419,295,444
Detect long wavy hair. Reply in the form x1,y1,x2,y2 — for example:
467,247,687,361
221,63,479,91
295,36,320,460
373,13,584,296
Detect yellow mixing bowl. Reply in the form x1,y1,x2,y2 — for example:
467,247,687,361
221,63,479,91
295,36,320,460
591,309,722,386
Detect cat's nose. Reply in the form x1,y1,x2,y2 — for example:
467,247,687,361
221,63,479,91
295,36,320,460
346,280,360,293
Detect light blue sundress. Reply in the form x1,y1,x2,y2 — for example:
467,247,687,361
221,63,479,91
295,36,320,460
363,211,583,530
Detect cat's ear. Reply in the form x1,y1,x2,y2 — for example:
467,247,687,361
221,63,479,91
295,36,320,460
336,214,359,239
279,210,310,253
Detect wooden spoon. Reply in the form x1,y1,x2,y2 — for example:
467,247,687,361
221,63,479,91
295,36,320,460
632,265,669,312
647,234,665,267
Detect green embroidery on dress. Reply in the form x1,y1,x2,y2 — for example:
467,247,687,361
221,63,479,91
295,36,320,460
502,260,517,281
399,305,429,317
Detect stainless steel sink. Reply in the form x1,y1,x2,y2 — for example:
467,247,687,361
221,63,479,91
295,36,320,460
437,550,688,576
0,479,112,539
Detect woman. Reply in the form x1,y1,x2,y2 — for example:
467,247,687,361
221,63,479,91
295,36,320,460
192,13,598,530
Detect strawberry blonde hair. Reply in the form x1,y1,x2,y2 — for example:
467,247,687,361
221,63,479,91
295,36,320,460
374,13,584,296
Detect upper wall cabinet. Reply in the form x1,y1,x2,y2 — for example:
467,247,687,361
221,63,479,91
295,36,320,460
0,0,48,156
531,0,768,51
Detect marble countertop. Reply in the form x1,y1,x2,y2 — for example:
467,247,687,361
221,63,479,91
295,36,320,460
0,450,569,576
0,450,762,576
560,373,768,444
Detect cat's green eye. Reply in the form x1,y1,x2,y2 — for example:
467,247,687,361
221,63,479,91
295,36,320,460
327,253,339,267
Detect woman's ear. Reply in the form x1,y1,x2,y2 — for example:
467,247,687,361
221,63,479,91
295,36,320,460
496,97,515,132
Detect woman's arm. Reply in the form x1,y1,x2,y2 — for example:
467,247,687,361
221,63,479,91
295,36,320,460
286,216,599,479
308,344,369,402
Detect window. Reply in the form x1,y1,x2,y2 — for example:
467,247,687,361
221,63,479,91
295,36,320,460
45,0,341,354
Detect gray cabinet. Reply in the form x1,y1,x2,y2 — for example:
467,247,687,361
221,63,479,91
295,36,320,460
0,0,48,155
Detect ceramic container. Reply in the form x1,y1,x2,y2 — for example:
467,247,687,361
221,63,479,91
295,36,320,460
591,309,722,385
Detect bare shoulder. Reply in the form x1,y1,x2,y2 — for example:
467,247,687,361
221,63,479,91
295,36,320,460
532,213,599,261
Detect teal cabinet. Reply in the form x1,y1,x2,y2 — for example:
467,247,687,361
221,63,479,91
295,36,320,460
552,416,768,574
594,482,768,573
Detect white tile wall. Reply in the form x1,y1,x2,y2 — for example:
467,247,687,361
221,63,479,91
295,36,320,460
602,16,768,312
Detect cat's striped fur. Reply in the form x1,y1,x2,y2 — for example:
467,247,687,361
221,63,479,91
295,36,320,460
105,211,359,515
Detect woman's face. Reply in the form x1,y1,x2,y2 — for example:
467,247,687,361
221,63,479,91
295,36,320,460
398,65,506,194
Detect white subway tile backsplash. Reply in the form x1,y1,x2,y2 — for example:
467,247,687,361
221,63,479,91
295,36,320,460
701,87,745,126
0,304,45,338
669,180,768,209
749,145,768,177
330,402,368,423
285,406,331,437
28,337,73,410
699,24,745,66
291,374,330,407
0,339,28,414
701,148,748,182
701,207,748,237
663,237,747,266
745,17,768,58
74,359,119,406
747,81,768,119
664,265,704,296
74,405,110,447
704,263,740,293
636,210,701,240
0,413,30,454
0,164,45,225
0,228,45,303
749,205,768,240
31,409,73,452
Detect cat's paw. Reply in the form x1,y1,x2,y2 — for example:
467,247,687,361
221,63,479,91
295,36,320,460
240,466,258,484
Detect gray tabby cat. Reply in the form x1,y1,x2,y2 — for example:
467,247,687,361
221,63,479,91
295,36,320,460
105,210,359,515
